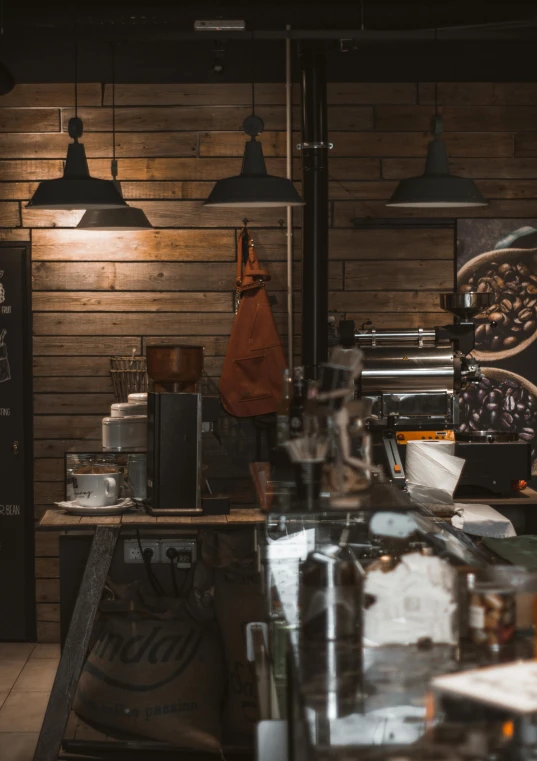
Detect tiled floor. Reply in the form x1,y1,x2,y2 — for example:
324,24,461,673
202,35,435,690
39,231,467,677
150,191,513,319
0,642,59,761
0,642,116,760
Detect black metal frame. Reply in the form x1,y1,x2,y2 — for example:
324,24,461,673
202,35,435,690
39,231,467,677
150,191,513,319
300,41,329,380
0,241,35,642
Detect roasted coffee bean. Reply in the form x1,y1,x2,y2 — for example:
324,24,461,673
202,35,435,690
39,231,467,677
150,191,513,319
475,324,487,341
459,375,537,465
519,308,534,321
504,395,516,412
461,256,537,351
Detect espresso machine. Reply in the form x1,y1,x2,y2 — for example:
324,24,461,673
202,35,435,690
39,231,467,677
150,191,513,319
145,345,225,515
338,293,531,495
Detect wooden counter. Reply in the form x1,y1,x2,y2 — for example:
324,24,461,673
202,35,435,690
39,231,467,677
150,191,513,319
37,506,265,531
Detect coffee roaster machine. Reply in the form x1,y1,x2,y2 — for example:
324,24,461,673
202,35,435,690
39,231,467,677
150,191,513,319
337,292,531,496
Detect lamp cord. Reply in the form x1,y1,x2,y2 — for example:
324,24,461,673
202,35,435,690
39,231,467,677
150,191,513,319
434,27,438,118
111,42,117,178
74,31,78,118
251,29,255,114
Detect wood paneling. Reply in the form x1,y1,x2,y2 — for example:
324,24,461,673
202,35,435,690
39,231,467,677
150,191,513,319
33,336,141,356
104,82,415,107
0,132,198,159
0,83,101,107
35,532,59,557
33,313,241,337
330,291,447,313
32,261,342,293
514,134,537,157
35,441,102,458
35,557,60,576
345,311,446,327
34,460,64,482
418,82,537,107
34,376,113,392
34,357,115,376
33,292,233,312
62,105,373,132
333,199,537,224
0,203,20,227
37,604,60,623
329,228,454,259
24,199,287,229
344,260,454,291
376,106,537,132
37,622,61,642
383,157,537,180
36,579,60,603
34,394,115,415
34,416,103,440
199,130,513,158
32,229,236,261
0,109,59,132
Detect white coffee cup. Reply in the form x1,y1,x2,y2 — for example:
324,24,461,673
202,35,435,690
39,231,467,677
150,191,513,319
72,471,123,507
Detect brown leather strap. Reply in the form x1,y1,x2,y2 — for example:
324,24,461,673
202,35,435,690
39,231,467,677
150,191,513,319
236,226,271,293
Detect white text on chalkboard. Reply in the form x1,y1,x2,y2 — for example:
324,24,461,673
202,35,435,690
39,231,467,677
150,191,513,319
1,306,11,314
0,505,20,516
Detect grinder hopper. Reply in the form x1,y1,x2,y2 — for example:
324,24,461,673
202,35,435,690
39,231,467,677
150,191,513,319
440,292,493,322
146,345,203,392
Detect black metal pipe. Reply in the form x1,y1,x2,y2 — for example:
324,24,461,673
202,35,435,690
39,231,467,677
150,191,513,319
300,41,329,380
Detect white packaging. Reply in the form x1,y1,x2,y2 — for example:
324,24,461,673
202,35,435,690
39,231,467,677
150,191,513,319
111,401,147,418
102,415,147,452
406,440,465,497
452,503,516,538
364,552,457,646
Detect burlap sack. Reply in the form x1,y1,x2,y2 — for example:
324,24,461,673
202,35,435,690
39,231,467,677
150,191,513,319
74,597,224,753
202,529,266,745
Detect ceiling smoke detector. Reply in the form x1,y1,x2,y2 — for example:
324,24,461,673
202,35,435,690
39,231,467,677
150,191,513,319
194,20,246,31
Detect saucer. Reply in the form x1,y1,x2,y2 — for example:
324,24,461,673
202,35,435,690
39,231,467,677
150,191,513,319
54,498,136,516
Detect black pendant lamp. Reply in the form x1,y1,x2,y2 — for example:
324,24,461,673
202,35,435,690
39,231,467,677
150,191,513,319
387,82,487,209
77,44,152,230
205,34,304,208
27,37,126,211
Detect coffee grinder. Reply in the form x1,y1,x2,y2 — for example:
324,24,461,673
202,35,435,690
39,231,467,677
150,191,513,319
145,345,224,515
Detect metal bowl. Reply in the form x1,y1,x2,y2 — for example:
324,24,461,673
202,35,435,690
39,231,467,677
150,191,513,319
439,291,494,320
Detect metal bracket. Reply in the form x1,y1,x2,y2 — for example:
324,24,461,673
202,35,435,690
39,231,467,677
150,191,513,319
296,141,333,150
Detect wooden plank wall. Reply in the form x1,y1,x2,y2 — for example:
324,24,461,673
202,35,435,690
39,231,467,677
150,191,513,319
0,81,535,640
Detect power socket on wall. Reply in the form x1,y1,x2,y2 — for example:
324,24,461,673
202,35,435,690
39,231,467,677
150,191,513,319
123,539,160,564
160,540,197,568
123,539,197,566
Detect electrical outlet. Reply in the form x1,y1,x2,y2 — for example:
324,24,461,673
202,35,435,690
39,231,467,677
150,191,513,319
124,539,160,564
160,540,197,568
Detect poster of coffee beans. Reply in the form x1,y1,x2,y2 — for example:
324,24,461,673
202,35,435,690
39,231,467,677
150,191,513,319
457,220,537,475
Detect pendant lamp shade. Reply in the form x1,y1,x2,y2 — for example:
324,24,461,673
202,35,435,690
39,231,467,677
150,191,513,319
387,118,487,208
205,116,304,208
77,179,152,230
27,119,127,211
77,206,153,230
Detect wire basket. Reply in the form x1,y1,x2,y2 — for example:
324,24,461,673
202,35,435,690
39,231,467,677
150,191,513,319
109,353,149,403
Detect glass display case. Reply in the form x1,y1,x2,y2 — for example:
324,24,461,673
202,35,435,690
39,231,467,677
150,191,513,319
257,483,537,761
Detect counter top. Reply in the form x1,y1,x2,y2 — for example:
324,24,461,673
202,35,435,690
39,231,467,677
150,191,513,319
37,507,265,531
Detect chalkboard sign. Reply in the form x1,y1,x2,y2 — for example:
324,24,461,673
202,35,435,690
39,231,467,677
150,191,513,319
0,244,35,640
